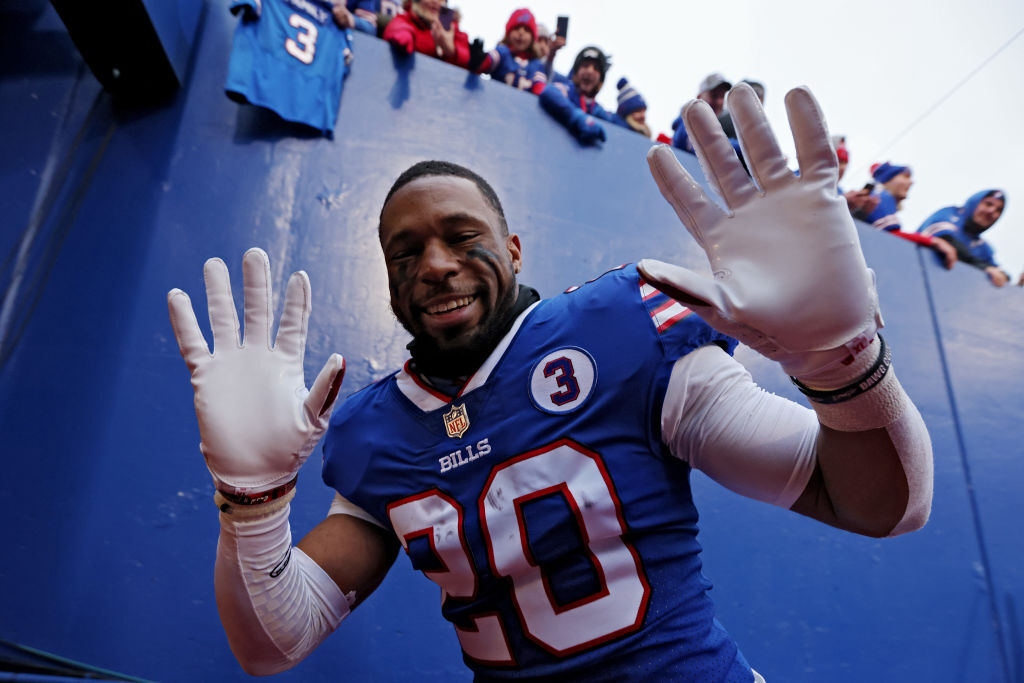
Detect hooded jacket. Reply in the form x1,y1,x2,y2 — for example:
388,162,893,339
917,189,1007,268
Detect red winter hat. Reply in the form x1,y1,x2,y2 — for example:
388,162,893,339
506,8,537,39
831,135,848,163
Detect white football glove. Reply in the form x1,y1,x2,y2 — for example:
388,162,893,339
638,84,883,380
167,247,345,495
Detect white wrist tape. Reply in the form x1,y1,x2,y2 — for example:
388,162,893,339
797,350,934,537
880,399,934,536
792,335,902,433
804,365,905,433
216,498,350,675
788,334,906,432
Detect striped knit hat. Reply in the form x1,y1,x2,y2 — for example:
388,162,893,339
616,77,647,117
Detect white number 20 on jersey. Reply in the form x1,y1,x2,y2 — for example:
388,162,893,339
285,13,318,64
388,440,650,664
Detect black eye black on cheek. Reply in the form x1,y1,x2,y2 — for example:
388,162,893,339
467,246,503,278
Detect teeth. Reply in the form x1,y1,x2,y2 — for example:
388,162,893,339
427,296,474,315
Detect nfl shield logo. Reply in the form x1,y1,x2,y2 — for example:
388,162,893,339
443,403,470,439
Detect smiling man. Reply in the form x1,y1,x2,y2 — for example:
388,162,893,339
378,162,533,378
863,161,914,232
169,85,934,681
918,189,1010,286
538,45,631,145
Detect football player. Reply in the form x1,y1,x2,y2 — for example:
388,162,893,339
168,84,933,680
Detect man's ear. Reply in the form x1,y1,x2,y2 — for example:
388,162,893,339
508,234,522,273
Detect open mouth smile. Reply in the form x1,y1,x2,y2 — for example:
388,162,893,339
426,295,477,316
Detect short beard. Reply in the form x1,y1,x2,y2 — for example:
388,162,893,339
403,284,537,379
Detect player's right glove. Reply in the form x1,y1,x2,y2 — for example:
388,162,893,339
638,84,882,381
167,248,345,499
568,108,607,145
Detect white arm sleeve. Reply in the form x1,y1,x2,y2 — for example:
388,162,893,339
215,498,351,676
662,344,933,536
661,344,819,509
328,492,385,528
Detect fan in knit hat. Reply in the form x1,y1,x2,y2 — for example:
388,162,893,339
831,135,848,162
871,162,911,184
571,46,610,80
616,77,646,117
616,77,651,138
505,8,537,40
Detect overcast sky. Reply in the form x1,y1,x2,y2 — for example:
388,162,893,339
456,0,1024,279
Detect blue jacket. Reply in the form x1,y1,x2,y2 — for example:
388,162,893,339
539,80,630,131
480,44,547,93
346,0,378,34
864,189,902,231
670,114,743,158
917,189,1007,268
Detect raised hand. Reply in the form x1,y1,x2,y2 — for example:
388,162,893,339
467,37,486,72
639,84,882,379
167,248,345,496
568,109,606,145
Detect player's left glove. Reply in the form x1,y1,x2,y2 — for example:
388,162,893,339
638,84,882,380
167,248,345,498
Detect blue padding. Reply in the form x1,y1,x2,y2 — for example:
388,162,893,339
140,0,203,84
917,248,1024,680
0,5,1020,682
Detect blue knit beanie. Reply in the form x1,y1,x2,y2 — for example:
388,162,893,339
872,162,910,184
616,77,647,117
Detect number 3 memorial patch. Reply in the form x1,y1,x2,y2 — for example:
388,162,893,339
529,347,597,414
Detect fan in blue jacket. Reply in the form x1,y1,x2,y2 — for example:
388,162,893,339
918,189,1010,287
332,0,378,35
538,46,630,145
671,73,742,158
472,8,549,94
863,162,913,232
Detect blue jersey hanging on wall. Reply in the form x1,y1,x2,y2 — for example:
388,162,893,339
226,0,353,136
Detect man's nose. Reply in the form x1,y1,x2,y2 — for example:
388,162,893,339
420,240,459,282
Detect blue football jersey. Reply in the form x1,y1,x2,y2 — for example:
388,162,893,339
226,0,353,135
322,265,754,681
484,45,547,92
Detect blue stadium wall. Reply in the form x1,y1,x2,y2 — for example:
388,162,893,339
1,3,1021,681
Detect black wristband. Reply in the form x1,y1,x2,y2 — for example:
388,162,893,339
791,335,891,405
217,476,298,511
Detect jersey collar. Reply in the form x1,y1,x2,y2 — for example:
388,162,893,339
395,301,540,411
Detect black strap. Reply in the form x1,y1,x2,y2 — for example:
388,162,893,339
791,335,891,405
